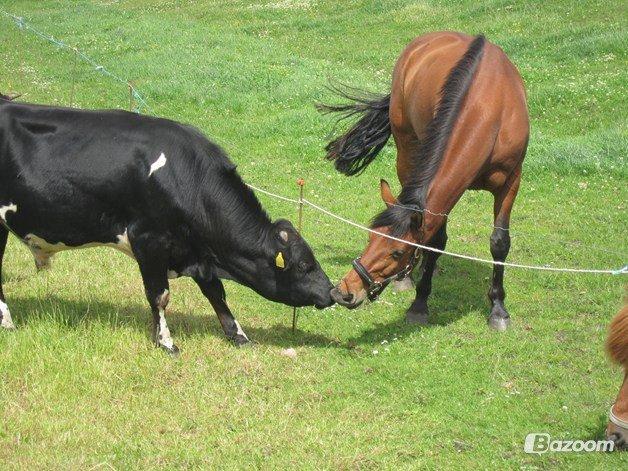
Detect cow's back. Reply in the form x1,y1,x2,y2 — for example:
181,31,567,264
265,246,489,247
0,102,221,251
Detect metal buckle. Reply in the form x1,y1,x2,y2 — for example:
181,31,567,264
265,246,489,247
367,281,383,301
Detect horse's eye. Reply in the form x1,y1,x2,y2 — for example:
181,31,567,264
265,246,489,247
391,250,404,260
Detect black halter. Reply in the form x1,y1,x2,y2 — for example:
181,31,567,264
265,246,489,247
352,247,422,301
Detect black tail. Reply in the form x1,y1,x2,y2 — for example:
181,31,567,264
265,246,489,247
317,86,391,176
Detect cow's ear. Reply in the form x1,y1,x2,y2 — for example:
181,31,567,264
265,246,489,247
380,179,397,207
274,219,294,246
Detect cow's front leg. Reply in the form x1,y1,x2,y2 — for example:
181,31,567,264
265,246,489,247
130,230,179,355
194,276,250,346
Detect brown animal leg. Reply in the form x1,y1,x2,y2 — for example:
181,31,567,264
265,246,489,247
606,305,628,450
487,168,521,331
405,223,447,325
392,128,419,187
608,373,628,450
391,127,420,293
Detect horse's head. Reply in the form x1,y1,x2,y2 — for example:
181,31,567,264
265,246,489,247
331,179,423,308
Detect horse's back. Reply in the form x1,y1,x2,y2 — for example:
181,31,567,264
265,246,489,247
391,32,526,136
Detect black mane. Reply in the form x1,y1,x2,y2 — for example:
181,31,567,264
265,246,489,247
371,34,486,235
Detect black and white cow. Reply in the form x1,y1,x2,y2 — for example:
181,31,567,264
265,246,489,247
0,95,334,354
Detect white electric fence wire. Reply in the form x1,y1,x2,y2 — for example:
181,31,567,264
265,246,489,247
1,11,153,114
4,11,625,275
246,184,627,275
247,184,300,204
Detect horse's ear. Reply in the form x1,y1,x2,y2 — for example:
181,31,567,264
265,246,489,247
380,179,397,207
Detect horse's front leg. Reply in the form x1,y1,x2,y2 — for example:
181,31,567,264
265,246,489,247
405,224,447,325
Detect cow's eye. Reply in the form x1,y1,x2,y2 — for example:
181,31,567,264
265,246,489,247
298,261,309,272
391,250,404,260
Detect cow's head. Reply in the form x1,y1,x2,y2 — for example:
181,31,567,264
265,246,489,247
254,219,334,309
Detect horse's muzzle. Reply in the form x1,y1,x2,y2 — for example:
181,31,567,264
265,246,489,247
330,287,362,309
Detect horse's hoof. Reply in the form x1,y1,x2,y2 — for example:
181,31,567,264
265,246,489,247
488,314,510,332
406,310,429,325
607,432,627,451
392,277,414,293
160,344,180,357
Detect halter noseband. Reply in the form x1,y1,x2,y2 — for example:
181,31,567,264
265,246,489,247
352,247,421,301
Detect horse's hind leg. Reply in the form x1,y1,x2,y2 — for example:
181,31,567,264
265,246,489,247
487,167,521,331
0,226,14,329
392,128,420,294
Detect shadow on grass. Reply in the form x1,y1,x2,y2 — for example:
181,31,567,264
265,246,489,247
346,255,492,345
5,255,493,348
6,293,340,349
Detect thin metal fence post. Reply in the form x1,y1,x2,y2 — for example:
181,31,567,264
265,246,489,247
69,47,78,107
292,178,305,332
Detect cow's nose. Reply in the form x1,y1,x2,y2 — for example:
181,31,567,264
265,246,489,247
330,287,355,307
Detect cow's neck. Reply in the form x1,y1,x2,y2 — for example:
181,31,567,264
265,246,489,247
197,172,274,280
209,215,273,287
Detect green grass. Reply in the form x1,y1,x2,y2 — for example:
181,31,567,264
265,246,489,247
0,0,627,469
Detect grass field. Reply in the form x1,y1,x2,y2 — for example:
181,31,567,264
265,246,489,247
0,0,627,469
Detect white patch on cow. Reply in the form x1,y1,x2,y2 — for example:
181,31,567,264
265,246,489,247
115,229,134,258
0,300,14,329
0,203,17,220
23,230,135,269
158,302,174,349
234,319,249,340
148,152,167,176
167,270,179,279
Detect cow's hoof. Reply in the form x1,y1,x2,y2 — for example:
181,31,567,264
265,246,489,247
0,316,15,330
233,335,251,347
488,313,511,332
406,309,429,325
160,344,180,357
392,277,414,293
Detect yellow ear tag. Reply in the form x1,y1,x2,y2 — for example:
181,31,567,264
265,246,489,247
275,252,285,269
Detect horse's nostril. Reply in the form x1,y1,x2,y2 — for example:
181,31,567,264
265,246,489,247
342,292,355,304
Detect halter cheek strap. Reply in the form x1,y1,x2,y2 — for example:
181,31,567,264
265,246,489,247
352,247,421,302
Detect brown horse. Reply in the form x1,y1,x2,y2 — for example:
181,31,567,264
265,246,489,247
607,304,628,450
321,32,529,330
